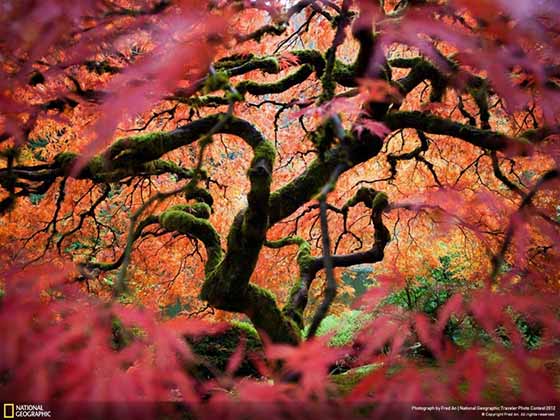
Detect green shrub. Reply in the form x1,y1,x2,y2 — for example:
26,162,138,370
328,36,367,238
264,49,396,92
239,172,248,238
313,310,371,347
383,255,542,350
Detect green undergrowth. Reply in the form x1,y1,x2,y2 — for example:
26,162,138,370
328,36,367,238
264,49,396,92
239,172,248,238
313,310,372,347
329,364,381,396
186,321,264,379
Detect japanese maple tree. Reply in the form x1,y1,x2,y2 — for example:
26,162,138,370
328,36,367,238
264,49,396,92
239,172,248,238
1,0,559,417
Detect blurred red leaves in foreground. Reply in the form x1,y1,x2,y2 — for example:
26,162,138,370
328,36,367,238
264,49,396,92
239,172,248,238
1,264,558,419
1,0,560,418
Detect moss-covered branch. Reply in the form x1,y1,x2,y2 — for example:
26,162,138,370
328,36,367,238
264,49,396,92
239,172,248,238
106,114,262,165
391,55,494,125
76,158,197,182
391,56,448,101
266,188,391,329
40,114,267,182
304,188,389,297
330,9,388,88
4,115,261,196
82,215,160,272
171,58,322,107
384,111,532,154
223,56,282,76
268,126,385,225
159,207,223,274
173,50,326,107
266,235,313,329
265,189,390,333
237,65,314,96
186,39,384,106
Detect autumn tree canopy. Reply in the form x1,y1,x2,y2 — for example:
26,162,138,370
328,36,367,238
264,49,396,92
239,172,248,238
1,0,559,416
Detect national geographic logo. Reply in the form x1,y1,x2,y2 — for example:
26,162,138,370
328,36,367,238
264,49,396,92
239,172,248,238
3,404,14,419
3,404,51,418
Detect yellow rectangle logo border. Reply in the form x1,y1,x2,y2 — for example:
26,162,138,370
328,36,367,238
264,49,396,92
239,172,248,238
3,403,15,419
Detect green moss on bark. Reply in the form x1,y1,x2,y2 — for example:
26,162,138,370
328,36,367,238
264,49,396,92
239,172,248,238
384,111,514,152
244,284,301,344
169,202,211,219
226,57,280,76
186,322,263,379
268,132,384,225
214,53,255,69
282,280,306,330
252,140,276,164
237,65,313,96
54,152,78,167
109,131,172,164
332,60,357,87
292,50,326,76
185,186,214,207
371,191,388,211
203,70,230,94
159,209,222,274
